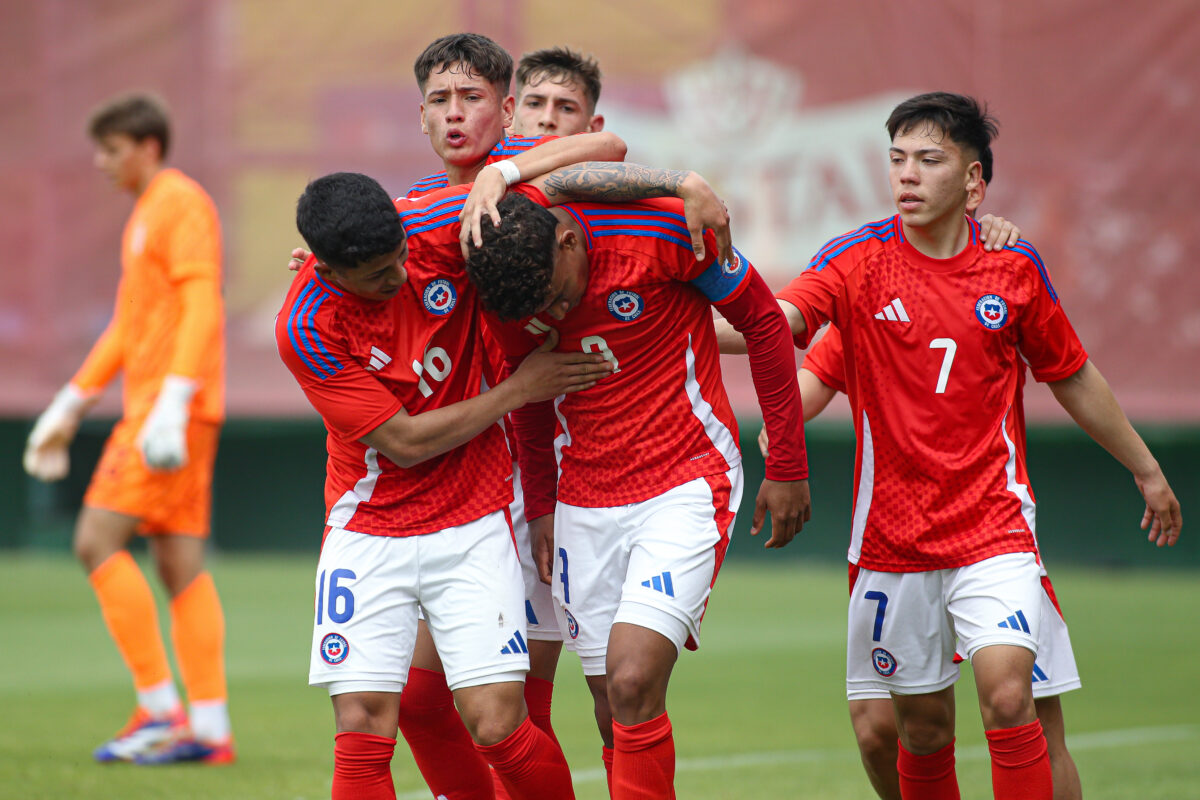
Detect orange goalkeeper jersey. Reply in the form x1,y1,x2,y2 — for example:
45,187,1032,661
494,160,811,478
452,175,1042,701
72,168,225,423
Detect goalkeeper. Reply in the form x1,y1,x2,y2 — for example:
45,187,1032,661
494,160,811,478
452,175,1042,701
23,93,233,765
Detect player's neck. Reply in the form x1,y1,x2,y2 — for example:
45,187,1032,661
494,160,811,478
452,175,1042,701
901,210,970,260
131,164,164,197
444,160,487,188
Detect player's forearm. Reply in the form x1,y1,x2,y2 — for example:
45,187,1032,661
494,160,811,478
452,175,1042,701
512,397,558,519
714,317,749,354
1048,360,1161,480
536,162,691,203
798,369,837,423
71,319,123,394
363,381,525,469
167,275,224,379
508,132,626,182
721,275,808,481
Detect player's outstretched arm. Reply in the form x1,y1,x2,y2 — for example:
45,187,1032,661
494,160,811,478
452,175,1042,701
362,330,611,468
759,369,838,457
1048,360,1182,546
458,132,626,239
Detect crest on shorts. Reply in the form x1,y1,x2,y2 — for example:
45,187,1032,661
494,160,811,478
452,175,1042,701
564,609,580,639
975,294,1008,330
321,633,349,664
607,290,644,322
423,279,457,316
871,647,897,677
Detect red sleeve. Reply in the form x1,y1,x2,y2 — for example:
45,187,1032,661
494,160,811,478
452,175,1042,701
275,288,402,442
716,268,808,481
802,326,847,394
775,265,843,349
1013,254,1088,382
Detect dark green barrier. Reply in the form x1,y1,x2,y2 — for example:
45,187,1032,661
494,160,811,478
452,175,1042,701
4,417,1195,568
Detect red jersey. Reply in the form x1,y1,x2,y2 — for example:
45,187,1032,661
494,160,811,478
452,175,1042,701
489,197,806,518
777,215,1087,572
275,185,512,537
404,135,554,198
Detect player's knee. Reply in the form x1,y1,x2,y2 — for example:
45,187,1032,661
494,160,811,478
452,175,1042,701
854,719,898,767
896,715,953,755
460,707,523,747
979,681,1035,729
606,662,665,718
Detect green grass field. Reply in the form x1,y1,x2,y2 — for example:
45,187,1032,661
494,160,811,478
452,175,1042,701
3,553,1198,799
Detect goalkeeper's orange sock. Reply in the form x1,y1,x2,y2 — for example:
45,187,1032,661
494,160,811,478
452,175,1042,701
89,551,176,711
170,571,230,742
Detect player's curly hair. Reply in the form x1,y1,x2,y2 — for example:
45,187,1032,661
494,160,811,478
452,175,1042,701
88,93,171,158
414,33,513,95
516,46,603,112
464,193,559,321
886,92,998,184
296,172,405,270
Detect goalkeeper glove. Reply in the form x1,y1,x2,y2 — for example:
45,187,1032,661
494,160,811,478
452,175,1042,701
24,383,96,481
138,375,197,470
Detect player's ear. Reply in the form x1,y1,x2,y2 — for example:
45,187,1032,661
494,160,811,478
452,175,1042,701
556,225,578,251
501,94,515,130
419,103,428,135
965,160,983,196
588,114,605,133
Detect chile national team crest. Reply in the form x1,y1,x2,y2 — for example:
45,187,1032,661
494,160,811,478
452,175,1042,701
975,294,1009,330
423,279,457,316
871,647,898,677
321,633,349,665
607,290,644,322
563,609,580,640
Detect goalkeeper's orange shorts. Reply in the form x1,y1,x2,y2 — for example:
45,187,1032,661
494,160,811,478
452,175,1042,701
84,418,221,537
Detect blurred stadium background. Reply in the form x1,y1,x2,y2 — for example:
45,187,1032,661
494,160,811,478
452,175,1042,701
2,2,1198,796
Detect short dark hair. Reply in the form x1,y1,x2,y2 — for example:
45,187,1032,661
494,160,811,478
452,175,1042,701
414,33,513,95
886,92,998,184
516,46,603,112
296,172,405,271
465,194,559,321
88,93,171,158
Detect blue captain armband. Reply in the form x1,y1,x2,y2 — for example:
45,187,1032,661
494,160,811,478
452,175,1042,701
690,246,751,303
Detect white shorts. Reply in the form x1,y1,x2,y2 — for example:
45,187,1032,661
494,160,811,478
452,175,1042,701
511,464,561,641
551,467,742,676
309,510,529,695
846,552,1045,698
846,571,1081,701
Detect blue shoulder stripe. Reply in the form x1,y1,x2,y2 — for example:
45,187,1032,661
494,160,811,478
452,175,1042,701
1004,240,1057,303
286,281,344,380
809,217,899,272
583,209,692,249
967,215,979,246
399,197,467,228
561,205,593,249
810,217,895,266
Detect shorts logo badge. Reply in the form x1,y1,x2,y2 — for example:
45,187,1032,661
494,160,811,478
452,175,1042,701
975,294,1009,329
871,647,897,677
321,633,349,665
564,609,580,639
607,290,644,321
423,279,457,316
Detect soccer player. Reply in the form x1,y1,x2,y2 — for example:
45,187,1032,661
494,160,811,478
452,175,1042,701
734,92,1180,800
22,93,234,764
462,162,811,799
399,33,623,800
512,46,605,136
279,172,613,800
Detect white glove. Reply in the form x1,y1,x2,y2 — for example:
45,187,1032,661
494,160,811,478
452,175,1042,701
137,375,197,471
24,383,95,481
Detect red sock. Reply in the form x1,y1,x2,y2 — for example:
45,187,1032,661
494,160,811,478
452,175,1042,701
601,746,615,797
986,720,1052,799
475,716,575,799
396,668,495,799
525,676,560,747
611,713,675,800
333,731,396,800
897,738,960,800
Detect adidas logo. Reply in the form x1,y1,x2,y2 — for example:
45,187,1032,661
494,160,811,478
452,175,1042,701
997,609,1031,634
500,630,529,655
641,572,675,598
874,298,910,322
524,317,553,336
1032,662,1048,683
366,346,392,372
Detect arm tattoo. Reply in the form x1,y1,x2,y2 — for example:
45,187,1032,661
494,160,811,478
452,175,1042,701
541,162,689,201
